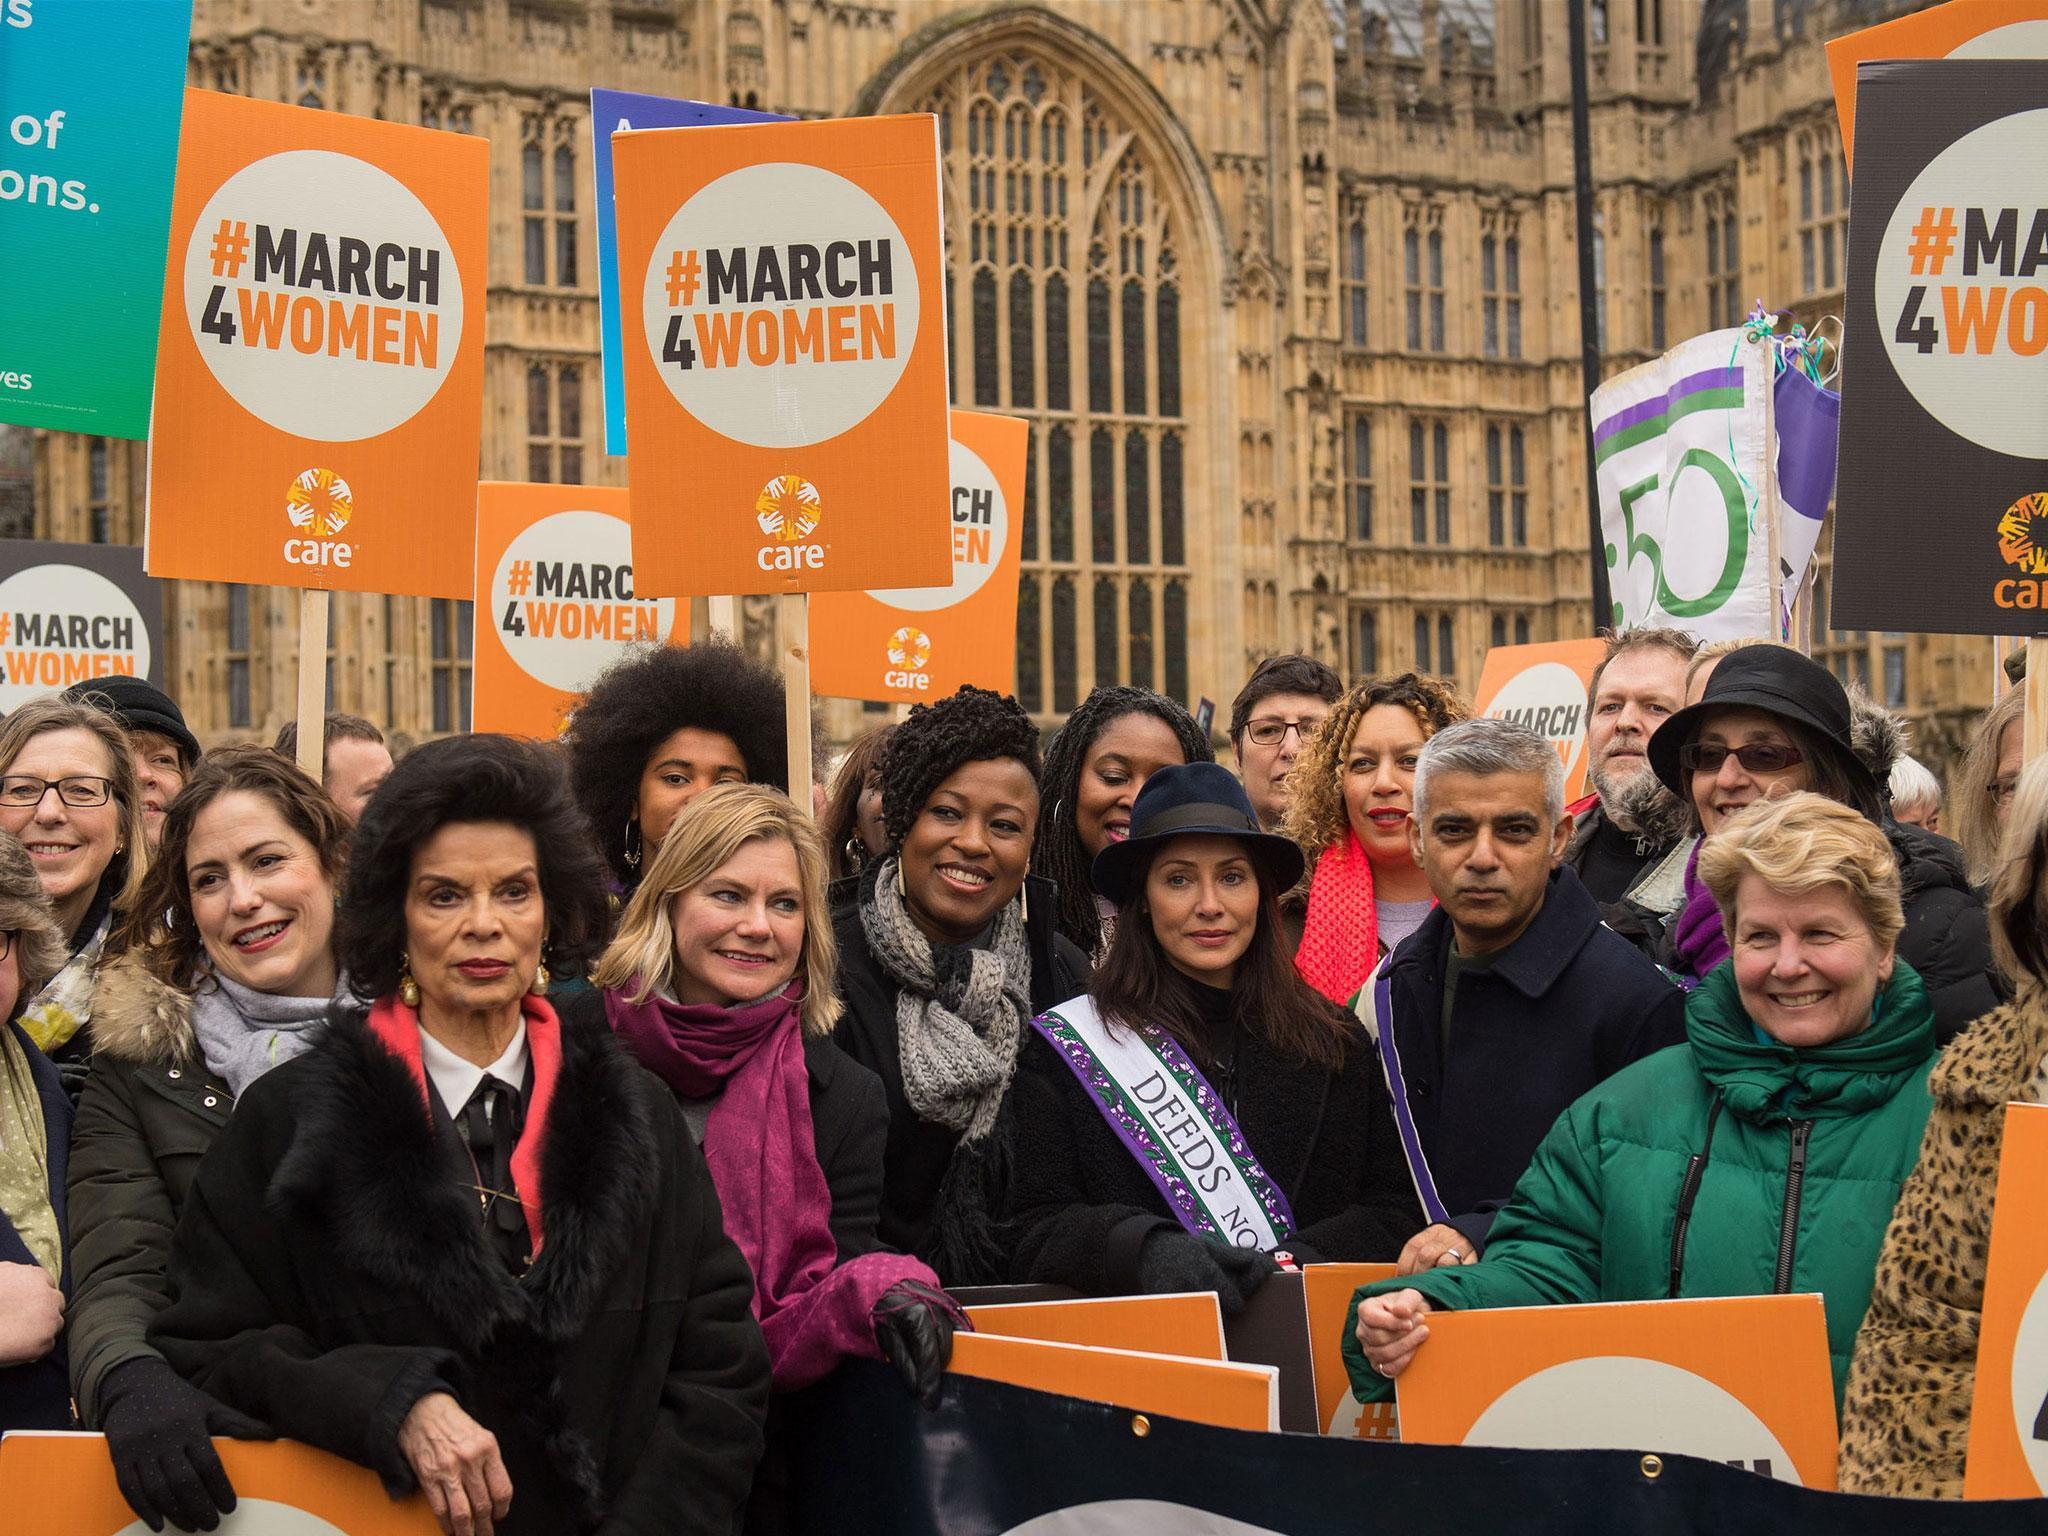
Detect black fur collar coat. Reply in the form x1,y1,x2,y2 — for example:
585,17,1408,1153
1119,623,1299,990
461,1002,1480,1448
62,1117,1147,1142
149,1007,770,1535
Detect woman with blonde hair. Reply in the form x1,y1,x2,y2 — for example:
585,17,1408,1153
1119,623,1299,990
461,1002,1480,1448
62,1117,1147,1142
1285,673,1465,1002
1839,754,2048,1497
1949,685,2024,887
1348,793,1938,1412
568,784,959,1395
0,696,150,1083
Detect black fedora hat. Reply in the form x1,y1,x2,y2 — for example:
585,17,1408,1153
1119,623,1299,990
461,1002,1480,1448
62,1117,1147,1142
1647,643,1880,808
1091,761,1306,904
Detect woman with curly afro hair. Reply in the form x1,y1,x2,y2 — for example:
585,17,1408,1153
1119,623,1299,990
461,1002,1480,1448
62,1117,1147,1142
831,686,1089,1284
1286,673,1467,1003
564,641,789,894
1032,687,1213,961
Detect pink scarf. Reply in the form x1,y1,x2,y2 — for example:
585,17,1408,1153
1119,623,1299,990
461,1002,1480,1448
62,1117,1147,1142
605,979,940,1391
365,992,559,1255
1295,829,1382,1003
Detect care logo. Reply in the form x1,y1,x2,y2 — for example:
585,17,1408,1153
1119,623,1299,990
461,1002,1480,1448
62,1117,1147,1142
884,626,933,691
182,149,464,444
1873,107,2048,460
284,468,355,570
1994,492,2048,611
641,162,919,450
754,473,826,571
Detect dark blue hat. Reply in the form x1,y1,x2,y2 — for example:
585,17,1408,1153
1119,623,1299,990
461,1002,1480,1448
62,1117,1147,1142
1090,761,1306,904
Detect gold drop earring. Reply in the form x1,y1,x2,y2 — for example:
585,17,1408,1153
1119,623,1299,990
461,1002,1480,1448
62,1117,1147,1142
398,953,420,1008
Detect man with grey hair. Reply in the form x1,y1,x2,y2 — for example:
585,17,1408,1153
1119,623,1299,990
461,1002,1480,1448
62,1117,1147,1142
1359,718,1686,1276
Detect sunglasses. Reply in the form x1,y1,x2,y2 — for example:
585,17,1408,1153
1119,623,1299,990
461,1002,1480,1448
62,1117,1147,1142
1679,741,1805,776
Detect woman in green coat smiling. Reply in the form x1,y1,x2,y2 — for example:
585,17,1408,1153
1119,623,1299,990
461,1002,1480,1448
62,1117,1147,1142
1345,792,1937,1409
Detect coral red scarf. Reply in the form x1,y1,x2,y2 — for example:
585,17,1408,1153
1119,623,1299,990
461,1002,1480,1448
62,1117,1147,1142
1295,830,1382,1004
366,991,559,1255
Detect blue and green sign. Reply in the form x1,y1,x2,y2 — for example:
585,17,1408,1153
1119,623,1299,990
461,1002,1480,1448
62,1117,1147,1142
0,0,192,439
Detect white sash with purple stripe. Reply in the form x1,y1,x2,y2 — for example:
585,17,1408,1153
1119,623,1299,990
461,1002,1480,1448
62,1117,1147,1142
1031,996,1293,1249
1352,954,1453,1226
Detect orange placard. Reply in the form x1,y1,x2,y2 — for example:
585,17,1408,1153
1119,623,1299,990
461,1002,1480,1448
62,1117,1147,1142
967,1292,1227,1362
1396,1295,1839,1489
947,1333,1278,1434
1469,638,1607,804
1302,1262,1399,1440
471,483,687,737
1828,0,2048,172
0,1434,438,1534
1965,1102,2048,1497
612,115,951,598
810,410,1026,704
145,91,487,597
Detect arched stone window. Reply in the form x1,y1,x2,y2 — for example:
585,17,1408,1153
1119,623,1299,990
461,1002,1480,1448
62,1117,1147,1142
914,49,1198,711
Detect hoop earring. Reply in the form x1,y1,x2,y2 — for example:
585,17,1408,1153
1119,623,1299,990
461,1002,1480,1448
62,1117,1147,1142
623,818,642,870
398,954,420,1008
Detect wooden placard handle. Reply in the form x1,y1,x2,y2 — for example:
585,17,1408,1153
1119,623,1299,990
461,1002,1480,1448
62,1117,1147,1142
781,592,813,812
296,588,329,777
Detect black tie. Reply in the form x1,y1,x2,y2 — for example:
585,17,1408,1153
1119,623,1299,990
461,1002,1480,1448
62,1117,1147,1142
459,1076,530,1272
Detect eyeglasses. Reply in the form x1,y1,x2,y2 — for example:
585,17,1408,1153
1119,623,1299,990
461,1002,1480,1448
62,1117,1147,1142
1678,742,1805,776
1244,718,1325,747
0,774,113,808
0,932,13,962
1990,776,2021,807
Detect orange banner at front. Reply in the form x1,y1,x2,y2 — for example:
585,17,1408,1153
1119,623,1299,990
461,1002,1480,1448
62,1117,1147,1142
471,482,688,738
1965,1102,2048,1498
612,114,952,599
1303,1262,1399,1440
0,1433,438,1534
145,90,487,597
1396,1294,1840,1489
810,410,1027,705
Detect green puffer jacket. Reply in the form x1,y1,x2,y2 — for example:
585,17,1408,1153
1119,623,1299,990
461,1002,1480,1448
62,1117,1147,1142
1343,960,1938,1408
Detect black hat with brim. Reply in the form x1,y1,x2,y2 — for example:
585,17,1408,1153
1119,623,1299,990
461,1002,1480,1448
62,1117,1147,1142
1647,643,1880,808
1091,760,1307,905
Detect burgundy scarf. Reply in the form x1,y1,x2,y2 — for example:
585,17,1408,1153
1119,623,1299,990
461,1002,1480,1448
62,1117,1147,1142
605,979,940,1390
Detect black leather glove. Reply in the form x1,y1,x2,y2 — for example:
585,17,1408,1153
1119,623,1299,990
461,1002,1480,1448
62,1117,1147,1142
871,1279,967,1409
98,1356,272,1532
1136,1230,1278,1314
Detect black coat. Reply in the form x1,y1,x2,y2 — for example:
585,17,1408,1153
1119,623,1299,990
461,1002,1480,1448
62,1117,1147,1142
1888,822,2007,1043
1000,1003,1425,1292
0,1021,70,1432
831,874,1090,1272
1383,866,1688,1251
149,1009,770,1535
556,988,890,1263
64,957,239,1424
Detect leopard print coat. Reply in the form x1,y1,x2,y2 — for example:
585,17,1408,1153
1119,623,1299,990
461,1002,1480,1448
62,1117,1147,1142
1836,984,2048,1498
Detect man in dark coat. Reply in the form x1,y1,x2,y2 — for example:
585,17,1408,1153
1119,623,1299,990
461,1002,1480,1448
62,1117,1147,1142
149,1010,771,1535
1376,719,1687,1271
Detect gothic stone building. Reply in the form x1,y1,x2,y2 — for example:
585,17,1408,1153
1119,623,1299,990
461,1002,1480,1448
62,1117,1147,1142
27,0,1997,772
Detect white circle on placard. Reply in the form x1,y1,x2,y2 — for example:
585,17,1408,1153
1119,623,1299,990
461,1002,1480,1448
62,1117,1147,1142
1947,22,2048,57
114,1500,349,1536
1001,1502,1286,1535
870,439,1007,611
183,149,463,443
1465,1356,1802,1483
0,564,153,712
2007,1262,2048,1491
640,162,919,448
1483,661,1591,785
1872,109,2048,460
489,511,677,692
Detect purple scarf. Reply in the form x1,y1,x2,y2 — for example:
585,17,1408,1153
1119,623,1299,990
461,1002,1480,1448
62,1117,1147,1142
1671,842,1730,988
605,979,941,1390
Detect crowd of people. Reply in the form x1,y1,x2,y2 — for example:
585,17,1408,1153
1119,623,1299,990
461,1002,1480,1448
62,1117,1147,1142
0,630,2036,1530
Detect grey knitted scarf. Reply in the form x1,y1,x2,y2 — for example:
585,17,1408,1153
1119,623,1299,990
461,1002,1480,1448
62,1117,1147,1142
859,855,1032,1143
190,971,335,1100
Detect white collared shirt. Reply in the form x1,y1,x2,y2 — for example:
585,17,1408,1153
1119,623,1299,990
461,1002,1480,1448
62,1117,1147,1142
418,1021,529,1124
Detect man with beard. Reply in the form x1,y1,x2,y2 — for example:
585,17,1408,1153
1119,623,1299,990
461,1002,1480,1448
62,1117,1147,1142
1566,628,1695,906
